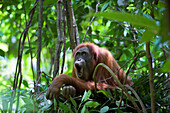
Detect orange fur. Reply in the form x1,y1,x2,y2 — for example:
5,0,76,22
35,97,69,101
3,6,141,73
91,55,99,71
46,43,133,100
72,43,133,87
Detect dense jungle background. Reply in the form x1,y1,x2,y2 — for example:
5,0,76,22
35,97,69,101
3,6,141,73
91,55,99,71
0,0,169,112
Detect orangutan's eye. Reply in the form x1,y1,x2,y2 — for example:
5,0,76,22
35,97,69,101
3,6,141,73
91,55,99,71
82,52,86,56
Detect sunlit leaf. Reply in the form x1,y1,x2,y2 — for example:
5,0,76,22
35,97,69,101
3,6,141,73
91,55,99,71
116,100,124,106
161,58,170,72
81,90,91,102
101,2,109,11
85,101,100,107
87,11,159,32
100,106,109,113
97,90,109,98
0,42,8,52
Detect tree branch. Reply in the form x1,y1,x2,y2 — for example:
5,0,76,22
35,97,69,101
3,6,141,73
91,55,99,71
53,0,64,78
83,0,100,42
64,0,79,50
125,85,147,113
146,41,155,113
36,0,43,92
61,4,67,74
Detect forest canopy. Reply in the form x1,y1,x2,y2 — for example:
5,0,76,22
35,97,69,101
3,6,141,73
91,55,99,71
0,0,169,112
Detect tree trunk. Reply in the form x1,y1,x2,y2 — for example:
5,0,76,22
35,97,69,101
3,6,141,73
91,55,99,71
53,0,64,78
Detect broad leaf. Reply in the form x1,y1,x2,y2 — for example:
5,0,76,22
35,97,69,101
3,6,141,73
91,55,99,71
85,101,100,107
87,11,159,32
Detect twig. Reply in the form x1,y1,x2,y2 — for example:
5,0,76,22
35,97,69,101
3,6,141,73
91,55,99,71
9,0,39,112
99,56,134,83
99,54,134,82
49,48,54,75
146,103,170,110
61,3,67,74
126,50,146,76
161,46,170,59
125,85,147,113
92,63,141,113
134,77,149,90
16,0,27,112
28,36,36,89
41,71,51,86
34,71,42,93
81,32,138,42
83,0,100,42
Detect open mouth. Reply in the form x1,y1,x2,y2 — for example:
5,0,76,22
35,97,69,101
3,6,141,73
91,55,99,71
75,64,83,78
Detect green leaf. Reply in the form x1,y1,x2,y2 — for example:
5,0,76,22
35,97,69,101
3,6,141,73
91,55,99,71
141,30,155,42
81,90,91,102
1,95,10,111
39,103,52,111
81,106,86,113
59,102,73,113
85,101,100,107
0,49,5,57
161,58,170,72
22,97,31,104
123,49,133,58
101,2,109,12
100,106,109,113
81,90,87,102
116,100,124,106
87,11,159,32
23,80,29,87
115,109,124,113
21,97,38,112
70,97,77,108
21,103,34,112
97,90,109,98
0,42,8,52
43,0,57,6
54,98,57,111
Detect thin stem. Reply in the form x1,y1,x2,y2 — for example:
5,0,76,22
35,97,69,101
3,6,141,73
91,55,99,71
92,63,141,113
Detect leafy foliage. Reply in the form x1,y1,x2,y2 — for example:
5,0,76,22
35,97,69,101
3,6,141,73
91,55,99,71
0,0,169,112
